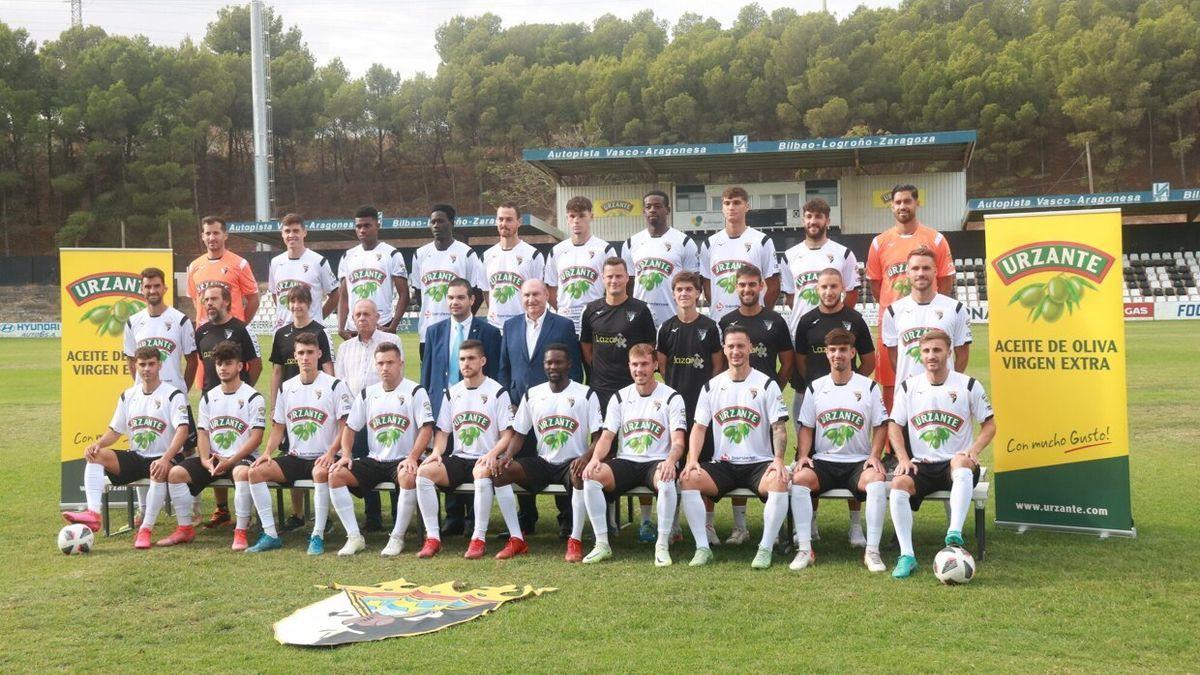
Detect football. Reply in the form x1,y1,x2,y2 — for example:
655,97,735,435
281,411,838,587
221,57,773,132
933,546,975,584
58,524,95,555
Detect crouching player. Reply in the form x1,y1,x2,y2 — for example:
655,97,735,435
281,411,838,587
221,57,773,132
62,346,191,549
581,343,686,566
245,332,352,553
789,329,889,572
329,342,434,556
888,329,995,578
167,341,266,550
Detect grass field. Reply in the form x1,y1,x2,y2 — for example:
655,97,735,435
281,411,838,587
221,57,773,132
1,324,1197,671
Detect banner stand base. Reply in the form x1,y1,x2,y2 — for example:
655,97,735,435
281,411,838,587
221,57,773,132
997,520,1136,539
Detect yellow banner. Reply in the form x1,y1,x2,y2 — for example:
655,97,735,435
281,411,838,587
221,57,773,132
985,211,1128,473
60,249,173,502
593,198,642,218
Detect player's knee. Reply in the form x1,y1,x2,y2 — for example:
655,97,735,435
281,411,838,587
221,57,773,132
860,473,885,491
891,475,915,493
792,469,818,490
248,464,268,483
328,471,346,489
950,455,973,471
231,465,249,481
167,465,188,484
312,466,328,483
471,464,490,480
398,474,416,490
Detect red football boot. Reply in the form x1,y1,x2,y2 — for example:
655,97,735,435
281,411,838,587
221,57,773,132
156,525,196,547
62,509,102,533
231,528,249,551
416,538,442,559
134,527,153,549
464,538,487,559
564,537,583,563
495,536,528,560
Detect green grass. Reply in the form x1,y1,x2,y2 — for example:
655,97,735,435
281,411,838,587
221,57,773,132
1,325,1198,671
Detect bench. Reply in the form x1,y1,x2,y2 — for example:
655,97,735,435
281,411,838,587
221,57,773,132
102,468,990,559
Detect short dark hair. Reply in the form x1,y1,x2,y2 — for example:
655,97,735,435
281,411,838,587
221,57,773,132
202,284,231,306
803,198,830,217
133,346,160,362
280,213,304,228
890,184,919,201
907,245,937,264
294,332,320,348
140,267,166,283
354,205,379,220
447,277,472,294
672,271,703,290
375,342,402,359
643,190,670,208
919,328,952,348
603,256,627,271
213,340,243,363
431,203,456,221
721,186,749,202
200,216,226,232
565,196,593,214
824,328,855,348
497,201,521,217
544,342,571,360
818,267,843,280
722,325,750,343
736,264,762,281
458,338,485,356
285,285,313,306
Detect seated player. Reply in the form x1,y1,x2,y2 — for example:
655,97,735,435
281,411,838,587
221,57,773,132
245,332,351,554
789,329,889,572
480,344,602,562
888,329,995,579
678,326,791,569
414,339,513,559
581,343,686,566
62,346,191,549
328,342,434,556
167,341,266,550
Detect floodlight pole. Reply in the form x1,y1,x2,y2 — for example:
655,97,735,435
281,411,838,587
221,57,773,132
250,0,273,223
1085,140,1094,194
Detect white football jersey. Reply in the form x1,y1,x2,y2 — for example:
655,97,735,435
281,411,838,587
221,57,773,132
273,372,353,459
780,239,860,335
270,249,338,329
621,227,700,327
411,240,487,342
339,242,409,327
699,226,779,318
881,294,972,384
347,378,434,462
123,306,197,391
109,382,190,458
892,371,993,463
799,373,888,463
603,382,687,462
511,380,602,464
198,382,266,459
436,377,512,460
547,236,616,335
484,240,550,330
695,369,788,464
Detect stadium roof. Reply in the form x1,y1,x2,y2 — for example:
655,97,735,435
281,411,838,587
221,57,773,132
965,185,1200,224
522,130,977,180
227,214,561,247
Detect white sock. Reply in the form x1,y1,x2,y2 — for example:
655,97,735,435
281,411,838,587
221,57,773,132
789,485,813,548
949,468,973,534
682,489,709,548
472,478,494,540
495,484,523,539
639,503,652,523
849,508,862,530
331,486,360,538
583,480,609,545
570,487,586,541
656,481,677,541
733,504,747,530
416,476,440,540
234,481,252,529
705,509,714,526
759,491,788,549
312,482,330,537
136,484,148,511
168,483,194,526
142,481,167,529
391,488,417,538
890,489,915,557
865,481,887,549
249,481,277,537
84,462,105,512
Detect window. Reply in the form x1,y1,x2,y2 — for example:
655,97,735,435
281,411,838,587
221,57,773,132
805,180,838,206
787,193,800,209
675,185,707,212
711,196,723,211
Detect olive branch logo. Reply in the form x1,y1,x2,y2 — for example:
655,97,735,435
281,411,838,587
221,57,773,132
81,298,146,337
722,422,753,444
822,426,855,447
891,277,912,296
352,281,379,300
918,427,952,449
426,284,449,302
457,426,482,447
716,275,738,295
638,271,666,291
564,279,591,299
213,430,238,451
799,286,820,306
292,421,320,442
132,430,158,449
543,430,571,451
624,434,654,455
1008,274,1097,323
493,285,518,304
376,428,403,448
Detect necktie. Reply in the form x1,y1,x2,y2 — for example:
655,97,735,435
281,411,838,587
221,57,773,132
449,322,465,385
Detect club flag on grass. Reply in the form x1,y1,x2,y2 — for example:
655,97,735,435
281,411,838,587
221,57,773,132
274,579,556,646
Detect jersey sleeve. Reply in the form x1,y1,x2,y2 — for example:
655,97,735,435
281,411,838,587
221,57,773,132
933,233,956,278
109,393,129,434
494,389,514,430
321,257,340,292
869,382,889,426
698,241,712,280
236,258,258,295
771,315,793,352
703,320,722,355
969,379,994,423
409,252,423,290
186,263,198,300
181,317,198,354
842,249,862,290
544,249,559,288
635,305,656,344
269,331,286,366
413,386,434,427
694,384,713,426
793,320,809,355
620,239,635,278
889,384,909,424
511,393,533,435
388,249,408,280
268,260,279,298
953,303,973,346
122,319,138,358
585,389,603,433
683,236,700,273
241,327,261,359
655,322,671,355
435,392,452,433
765,379,788,424
347,392,367,432
249,393,267,429
334,379,353,419
853,314,875,354
668,393,687,431
337,254,349,281
537,251,554,285
881,307,898,347
759,236,780,277
168,390,190,429
865,236,883,281
779,255,795,295
579,306,594,344
272,390,286,426
601,393,622,434
468,250,489,291
196,394,211,431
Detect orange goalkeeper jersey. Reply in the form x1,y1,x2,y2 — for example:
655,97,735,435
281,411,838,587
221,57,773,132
865,223,956,314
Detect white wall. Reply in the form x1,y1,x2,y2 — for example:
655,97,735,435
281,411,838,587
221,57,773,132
839,171,966,234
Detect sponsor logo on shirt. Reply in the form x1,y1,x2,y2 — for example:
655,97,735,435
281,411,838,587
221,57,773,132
138,336,176,361
453,410,491,446
210,415,249,434
594,333,628,348
911,409,965,433
370,413,412,447
536,415,579,451
129,415,167,450
635,258,674,291
561,266,599,300
900,326,938,360
349,268,386,285
275,279,309,293
816,408,866,430
671,354,706,369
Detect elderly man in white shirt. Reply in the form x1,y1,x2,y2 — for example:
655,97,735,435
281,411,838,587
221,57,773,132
335,298,403,531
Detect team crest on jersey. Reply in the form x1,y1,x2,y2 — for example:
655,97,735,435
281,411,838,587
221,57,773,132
516,256,524,264
224,329,233,339
566,397,575,406
748,388,759,399
827,253,835,262
663,242,672,251
450,254,458,263
163,319,171,330
375,253,382,261
854,391,862,401
697,328,708,341
480,394,489,404
935,310,944,320
949,391,958,403
744,243,752,252
763,320,774,331
302,264,309,272
238,399,245,408
153,398,161,409
651,399,661,411
315,389,323,400
626,311,637,322
842,321,852,330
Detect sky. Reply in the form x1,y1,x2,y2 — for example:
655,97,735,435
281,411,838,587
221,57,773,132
1,0,898,77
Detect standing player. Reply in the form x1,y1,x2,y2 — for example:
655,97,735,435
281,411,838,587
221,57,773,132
329,342,434,557
480,344,602,561
780,198,861,338
789,329,889,572
699,186,780,320
888,330,995,578
187,215,260,326
881,246,972,385
412,340,514,559
582,343,687,566
244,333,352,554
580,257,656,413
620,190,700,326
411,204,487,357
678,326,791,569
865,184,955,409
167,341,266,551
484,202,550,330
547,196,616,335
656,271,724,545
269,214,338,330
337,205,409,340
124,267,198,392
62,347,190,549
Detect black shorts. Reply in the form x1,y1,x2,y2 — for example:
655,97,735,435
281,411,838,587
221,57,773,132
609,458,671,494
702,460,773,501
808,458,869,501
909,460,980,510
183,406,198,454
350,426,370,459
274,454,317,485
179,455,253,495
516,455,574,493
106,451,181,485
348,457,400,497
440,455,478,492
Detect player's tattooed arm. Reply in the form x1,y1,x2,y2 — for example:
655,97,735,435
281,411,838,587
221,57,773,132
771,420,788,462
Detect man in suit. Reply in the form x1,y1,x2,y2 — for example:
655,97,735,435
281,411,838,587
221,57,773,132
421,276,501,535
499,278,582,535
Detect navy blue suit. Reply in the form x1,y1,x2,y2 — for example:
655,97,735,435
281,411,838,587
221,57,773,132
421,316,501,420
498,311,582,404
